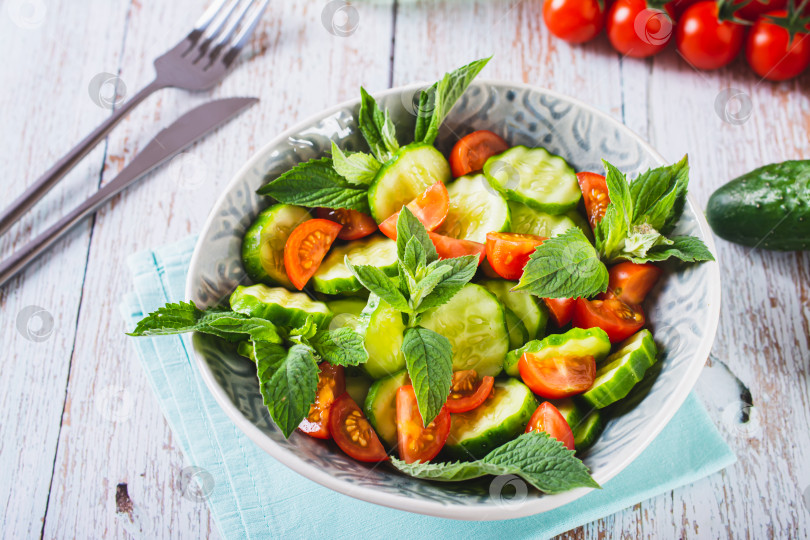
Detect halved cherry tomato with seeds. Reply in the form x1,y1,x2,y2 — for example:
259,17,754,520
519,353,596,399
284,219,342,290
315,208,377,241
396,385,451,464
525,402,576,451
298,363,345,439
485,232,546,280
577,172,609,230
379,182,449,239
603,261,662,305
429,232,486,264
544,297,576,327
449,130,510,177
329,393,388,462
445,370,495,414
573,297,645,343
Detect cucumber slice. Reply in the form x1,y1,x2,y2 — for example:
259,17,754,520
229,284,332,329
582,329,658,409
504,327,611,377
363,370,409,447
345,371,374,407
368,143,452,222
241,204,311,289
445,378,538,460
436,174,510,243
508,201,592,241
312,236,398,295
360,296,407,379
504,307,530,350
420,283,509,377
483,146,580,214
551,397,585,432
573,410,604,451
325,298,367,331
480,279,548,341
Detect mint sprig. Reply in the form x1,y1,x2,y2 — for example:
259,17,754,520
401,326,454,426
330,141,381,186
358,87,400,162
262,344,320,438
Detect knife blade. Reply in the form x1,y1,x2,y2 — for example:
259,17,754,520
0,97,259,287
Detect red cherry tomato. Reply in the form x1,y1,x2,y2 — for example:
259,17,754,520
396,385,451,464
745,10,810,81
298,363,345,439
518,353,596,399
544,297,576,327
525,402,576,451
315,208,377,241
543,0,607,43
607,0,674,58
378,182,450,239
604,261,662,305
676,1,746,70
577,172,609,230
484,232,546,280
449,130,509,178
329,393,388,462
445,370,495,414
573,297,645,343
283,219,342,290
736,0,787,21
428,232,486,264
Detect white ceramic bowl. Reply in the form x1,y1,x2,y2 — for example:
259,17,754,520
185,81,721,520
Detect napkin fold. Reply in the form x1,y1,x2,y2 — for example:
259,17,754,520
121,235,736,539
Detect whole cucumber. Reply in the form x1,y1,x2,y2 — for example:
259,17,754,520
706,160,810,251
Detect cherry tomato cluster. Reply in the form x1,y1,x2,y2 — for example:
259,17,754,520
543,0,810,80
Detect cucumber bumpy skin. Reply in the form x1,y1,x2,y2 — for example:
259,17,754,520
229,284,332,329
707,160,810,251
241,204,311,289
504,327,612,377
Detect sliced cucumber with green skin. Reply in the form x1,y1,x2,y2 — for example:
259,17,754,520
445,378,538,460
325,298,368,331
551,398,585,432
508,201,592,241
229,284,332,329
480,279,548,341
368,143,452,222
345,371,374,408
360,296,407,379
573,410,603,451
420,283,509,377
363,370,409,447
241,204,311,289
504,307,530,350
483,146,580,215
436,174,510,243
312,236,398,295
504,327,611,377
582,329,658,409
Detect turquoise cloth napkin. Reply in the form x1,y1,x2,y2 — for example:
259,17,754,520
121,236,736,540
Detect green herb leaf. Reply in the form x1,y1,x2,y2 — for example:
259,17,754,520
625,235,715,263
397,207,438,267
409,264,452,308
288,316,319,345
345,257,410,311
330,141,381,185
262,344,319,438
402,326,453,426
619,223,672,260
595,161,633,260
252,341,288,380
257,157,370,213
416,255,479,311
515,228,609,299
413,57,491,145
628,155,689,234
309,327,368,366
403,237,427,275
390,458,506,482
358,87,400,162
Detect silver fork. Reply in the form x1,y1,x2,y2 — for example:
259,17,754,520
0,0,269,236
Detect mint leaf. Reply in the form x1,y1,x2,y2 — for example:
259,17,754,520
515,228,608,299
629,155,689,234
390,458,505,482
619,223,672,260
414,57,491,145
330,141,381,185
397,207,438,267
358,87,399,162
403,237,427,275
409,264,453,307
257,157,370,213
262,344,319,438
402,326,453,426
626,235,715,263
345,257,410,311
595,161,633,260
252,341,288,380
309,327,368,366
417,255,478,311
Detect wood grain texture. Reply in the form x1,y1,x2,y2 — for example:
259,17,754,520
1,0,808,537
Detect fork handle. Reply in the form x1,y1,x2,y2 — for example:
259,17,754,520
0,79,165,236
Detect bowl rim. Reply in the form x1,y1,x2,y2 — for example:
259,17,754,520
185,79,722,520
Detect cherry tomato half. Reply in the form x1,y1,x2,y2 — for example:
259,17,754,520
284,219,342,290
745,10,810,81
543,0,607,44
607,0,674,58
573,297,645,343
449,130,509,178
525,402,576,451
676,1,746,70
445,370,495,414
577,172,609,230
604,261,662,305
329,393,389,462
429,232,486,264
485,232,546,280
519,353,596,399
544,297,576,327
378,182,450,239
396,385,451,464
298,363,345,439
315,207,377,241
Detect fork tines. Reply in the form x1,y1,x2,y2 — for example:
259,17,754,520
186,0,269,69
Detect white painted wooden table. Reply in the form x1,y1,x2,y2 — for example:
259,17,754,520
1,0,808,537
